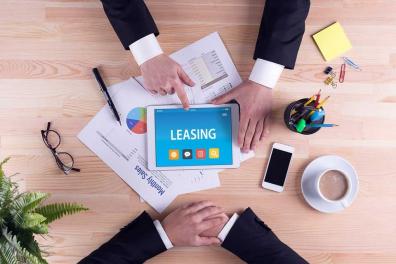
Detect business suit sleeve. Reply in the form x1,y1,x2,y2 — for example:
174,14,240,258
78,211,167,264
254,0,310,69
100,0,159,49
222,208,308,264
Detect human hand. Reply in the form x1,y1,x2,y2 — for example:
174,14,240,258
212,80,272,152
140,54,195,109
161,201,226,247
200,212,229,237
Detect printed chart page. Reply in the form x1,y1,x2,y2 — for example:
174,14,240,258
133,32,242,104
174,32,242,103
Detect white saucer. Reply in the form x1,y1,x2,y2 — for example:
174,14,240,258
301,155,359,213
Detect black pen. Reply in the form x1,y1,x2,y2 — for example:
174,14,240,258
92,67,122,126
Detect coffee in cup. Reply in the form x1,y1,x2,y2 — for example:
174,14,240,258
318,170,349,201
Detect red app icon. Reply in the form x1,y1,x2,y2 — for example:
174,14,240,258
196,149,206,159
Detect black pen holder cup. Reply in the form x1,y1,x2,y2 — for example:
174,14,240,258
284,98,325,135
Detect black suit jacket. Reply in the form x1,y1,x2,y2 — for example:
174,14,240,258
79,208,308,264
222,208,307,264
100,0,310,69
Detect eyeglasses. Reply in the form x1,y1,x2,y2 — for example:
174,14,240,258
41,122,80,174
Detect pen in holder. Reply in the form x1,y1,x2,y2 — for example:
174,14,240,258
284,98,325,135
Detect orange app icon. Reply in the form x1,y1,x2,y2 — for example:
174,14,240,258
169,149,179,160
196,149,206,159
209,148,220,159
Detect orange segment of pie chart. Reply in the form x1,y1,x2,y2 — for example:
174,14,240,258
131,121,146,134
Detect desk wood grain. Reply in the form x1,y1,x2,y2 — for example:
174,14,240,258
1,0,396,263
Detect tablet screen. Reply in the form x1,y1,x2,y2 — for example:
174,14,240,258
154,107,233,167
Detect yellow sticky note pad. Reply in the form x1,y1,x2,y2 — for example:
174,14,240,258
313,22,352,61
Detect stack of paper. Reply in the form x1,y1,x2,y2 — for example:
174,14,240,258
78,33,254,213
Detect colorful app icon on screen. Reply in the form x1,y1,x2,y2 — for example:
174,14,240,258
209,148,220,159
196,149,206,159
169,149,179,160
182,149,193,159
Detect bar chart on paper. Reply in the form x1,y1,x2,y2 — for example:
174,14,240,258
189,50,228,89
184,50,232,101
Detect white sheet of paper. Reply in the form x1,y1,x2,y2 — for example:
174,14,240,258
171,32,242,104
79,32,248,212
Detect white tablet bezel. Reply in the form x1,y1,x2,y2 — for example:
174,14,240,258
146,104,240,171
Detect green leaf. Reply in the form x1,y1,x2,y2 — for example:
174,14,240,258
21,213,46,228
0,238,18,264
1,228,45,264
34,203,88,224
16,231,47,263
0,173,16,228
0,180,13,211
10,193,49,229
29,224,48,235
20,213,48,234
16,193,49,214
0,158,86,264
0,157,10,169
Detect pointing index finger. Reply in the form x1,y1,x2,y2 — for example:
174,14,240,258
174,81,190,109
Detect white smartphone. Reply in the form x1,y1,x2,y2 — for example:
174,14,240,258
262,143,295,192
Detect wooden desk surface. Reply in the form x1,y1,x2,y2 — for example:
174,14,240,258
1,0,396,263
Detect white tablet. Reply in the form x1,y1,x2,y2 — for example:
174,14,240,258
147,104,240,170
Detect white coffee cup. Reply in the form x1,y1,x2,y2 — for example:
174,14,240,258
315,169,352,208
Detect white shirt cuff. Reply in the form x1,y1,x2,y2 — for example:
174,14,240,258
129,33,163,66
153,220,174,250
217,213,239,242
248,59,284,89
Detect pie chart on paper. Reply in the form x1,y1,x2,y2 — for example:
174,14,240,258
126,107,147,134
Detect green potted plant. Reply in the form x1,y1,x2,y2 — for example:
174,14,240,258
0,158,88,264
